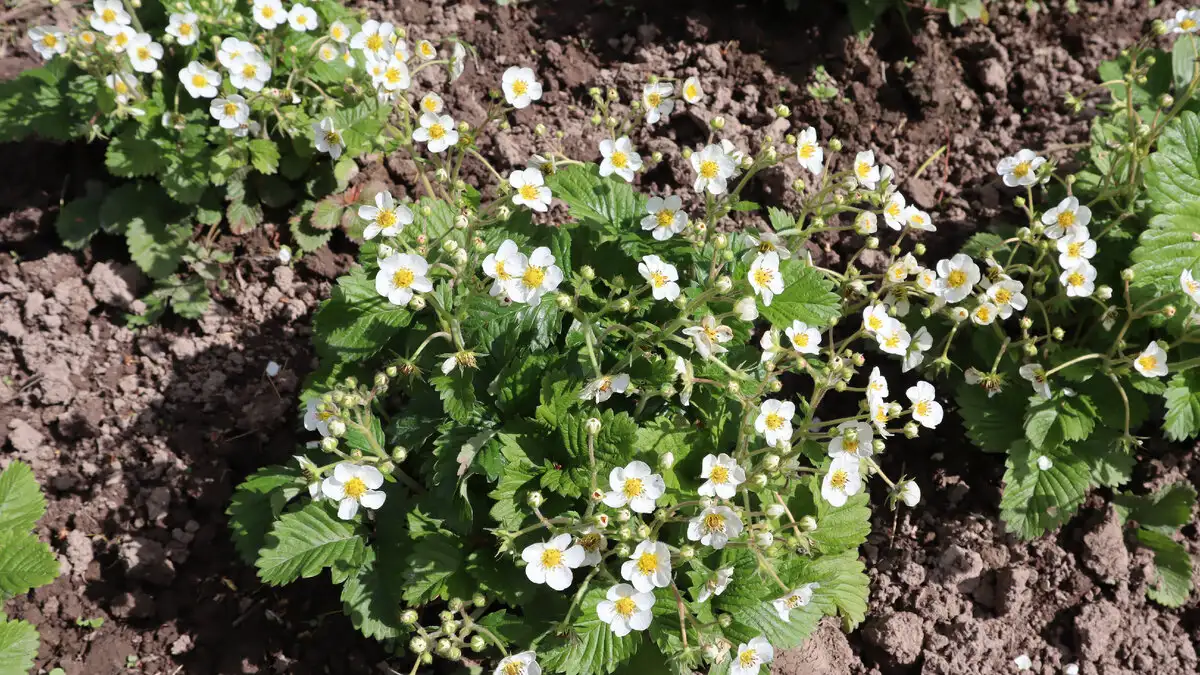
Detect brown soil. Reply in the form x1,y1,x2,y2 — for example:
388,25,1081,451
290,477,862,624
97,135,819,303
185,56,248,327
2,1,1198,674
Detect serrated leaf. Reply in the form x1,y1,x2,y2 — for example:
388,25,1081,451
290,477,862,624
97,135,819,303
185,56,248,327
227,199,263,235
713,548,818,647
313,267,413,361
1024,393,1097,451
0,617,39,675
430,371,481,423
1173,35,1199,93
226,466,303,564
400,533,465,604
955,382,1027,453
126,216,190,280
55,196,103,249
249,138,280,175
767,207,794,232
999,442,1092,539
106,131,163,177
1135,528,1193,607
0,461,45,533
0,530,59,597
311,198,345,231
476,609,539,650
805,477,871,556
255,502,366,586
959,232,1007,259
341,513,408,641
547,164,644,236
1163,371,1200,441
757,262,841,329
539,586,642,675
1115,482,1197,534
488,461,538,530
1135,110,1200,291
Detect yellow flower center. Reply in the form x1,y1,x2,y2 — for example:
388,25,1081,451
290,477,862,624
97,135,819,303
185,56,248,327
699,159,719,179
423,98,439,112
421,43,434,56
739,649,758,667
1057,210,1076,228
428,123,446,139
1188,279,1200,293
622,478,643,499
1067,242,1083,257
867,315,883,330
1184,18,1197,29
101,8,117,22
703,512,725,532
886,203,901,217
223,102,238,116
883,334,901,349
343,476,368,499
829,470,848,490
611,151,628,169
947,270,967,288
855,161,871,178
366,34,384,52
915,401,930,417
519,184,539,201
636,552,658,575
332,26,345,39
115,80,129,94
786,594,802,608
1067,272,1085,287
710,465,729,484
614,597,637,618
646,92,662,107
650,272,668,288
1138,355,1158,371
82,32,96,44
191,73,208,88
844,439,858,453
512,79,528,96
385,68,403,84
114,32,128,47
655,210,675,228
1013,161,1031,178
975,306,991,322
704,326,719,341
261,6,275,18
752,268,774,287
799,143,815,159
994,288,1012,304
297,14,308,24
324,130,342,145
494,260,510,280
685,83,699,99
180,23,192,35
522,266,545,288
376,210,397,229
579,532,602,552
503,662,525,675
794,333,809,347
392,268,415,288
764,413,785,431
911,214,926,226
540,548,562,568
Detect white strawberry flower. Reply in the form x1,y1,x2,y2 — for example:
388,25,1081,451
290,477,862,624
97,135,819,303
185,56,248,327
897,480,921,507
971,301,999,326
90,0,131,36
852,150,880,189
449,42,467,80
340,48,356,68
108,25,136,52
620,540,672,592
736,296,759,321
867,367,889,401
419,92,444,115
828,421,873,459
759,329,782,364
602,461,665,514
691,143,736,195
180,61,221,98
882,192,907,230
217,37,255,69
482,239,526,297
317,43,338,62
351,20,394,58
687,506,743,549
321,463,386,519
1167,8,1200,33
375,253,432,306
906,381,943,428
674,357,694,407
576,527,606,566
29,26,67,60
1041,196,1091,239
502,66,542,108
902,326,933,372
936,254,980,303
127,34,163,74
1182,269,1200,305
294,455,320,498
210,95,249,130
493,652,540,675
416,39,437,60
869,398,892,437
106,73,140,103
580,373,630,404
904,206,935,232
875,317,911,356
597,584,655,637
996,148,1046,187
987,278,1027,319
1019,363,1051,399
749,252,784,306
329,20,350,43
862,303,890,335
682,315,733,359
391,39,410,62
288,4,318,31
742,230,792,263
303,398,332,436
755,399,795,448
821,454,862,507
599,136,643,182
1060,262,1097,297
1056,229,1096,269
509,167,552,212
1134,342,1168,378
638,255,680,302
854,211,878,235
506,245,562,306
785,320,821,355
772,583,819,622
696,567,733,602
641,195,687,240
252,0,286,29
698,453,746,499
681,76,704,104
359,191,413,240
731,637,774,675
230,53,271,92
312,117,344,159
414,111,457,152
522,534,585,591
915,267,938,294
795,126,824,175
376,57,410,91
166,12,199,45
642,82,674,124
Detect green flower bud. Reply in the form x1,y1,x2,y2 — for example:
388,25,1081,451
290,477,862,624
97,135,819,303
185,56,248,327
447,646,462,660
615,542,631,557
590,114,602,126
327,419,346,437
903,422,919,439
866,237,879,249
828,138,843,152
718,613,733,628
409,295,427,311
526,491,544,508
650,151,663,163
436,638,452,654
410,637,428,654
711,116,725,130
320,436,338,452
751,474,768,488
679,545,695,560
1159,93,1175,109
727,380,741,395
799,516,818,532
1023,342,1038,357
1097,285,1113,300
1014,196,1026,207
470,635,487,652
769,380,783,393
763,454,781,471
1121,268,1135,282
1052,327,1066,340
681,147,693,160
715,275,733,293
1019,316,1033,330
713,233,728,250
616,298,633,313
585,417,602,435
775,104,791,118
872,439,886,453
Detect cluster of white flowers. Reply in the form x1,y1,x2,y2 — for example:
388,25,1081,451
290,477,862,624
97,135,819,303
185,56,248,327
482,239,564,306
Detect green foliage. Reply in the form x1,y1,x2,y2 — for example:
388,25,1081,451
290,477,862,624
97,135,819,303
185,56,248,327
0,463,60,675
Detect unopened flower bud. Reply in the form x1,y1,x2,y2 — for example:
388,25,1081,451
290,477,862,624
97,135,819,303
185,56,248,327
441,239,459,254
442,620,459,635
1023,342,1038,357
751,474,768,488
327,419,346,437
710,116,725,130
650,151,663,163
436,639,452,655
799,516,818,532
1159,93,1175,108
865,236,879,249
769,380,783,392
637,523,651,539
718,613,733,628
616,298,632,313
950,307,969,322
1019,316,1033,330
579,265,595,281
903,422,919,439
1052,327,1066,340
766,504,786,518
678,545,695,560
453,249,469,266
763,454,781,471
320,436,338,452
1121,268,1135,282
590,113,602,126
713,233,728,250
409,295,427,311
555,293,573,310
1165,304,1178,318
755,531,774,547
715,275,733,293
497,205,511,220
617,509,632,523
410,637,428,654
913,243,926,256
872,439,886,453
1097,285,1113,300
727,380,741,395
400,609,418,625
469,635,487,652
526,491,544,508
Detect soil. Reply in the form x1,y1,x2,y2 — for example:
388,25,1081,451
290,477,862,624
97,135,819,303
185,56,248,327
2,1,1198,674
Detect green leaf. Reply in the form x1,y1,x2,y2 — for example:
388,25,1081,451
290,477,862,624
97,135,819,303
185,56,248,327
226,466,303,564
106,131,163,177
400,533,466,605
0,618,39,675
713,548,819,647
757,262,841,329
1130,210,1200,294
805,478,871,556
313,267,413,361
255,502,366,586
0,530,59,597
126,216,190,280
1135,528,1193,607
476,609,538,650
1172,35,1199,93
767,207,794,232
341,515,408,641
1023,393,1097,451
227,199,264,235
800,550,870,631
539,586,642,675
547,164,643,236
249,138,281,175
292,213,333,253
488,460,538,530
959,232,1007,259
999,442,1093,539
1135,111,1200,291
1114,483,1197,534
430,371,481,423
0,461,45,533
55,196,103,249
311,198,345,231
1163,371,1200,442
955,382,1027,454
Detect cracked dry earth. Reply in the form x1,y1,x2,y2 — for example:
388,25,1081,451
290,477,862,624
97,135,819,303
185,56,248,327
2,0,1199,673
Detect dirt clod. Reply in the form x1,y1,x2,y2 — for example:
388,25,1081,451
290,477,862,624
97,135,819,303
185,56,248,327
864,611,925,666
